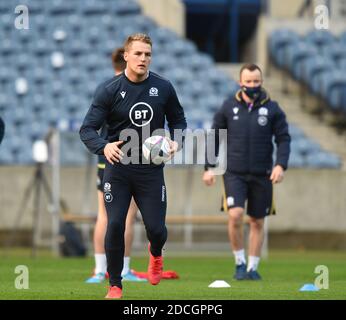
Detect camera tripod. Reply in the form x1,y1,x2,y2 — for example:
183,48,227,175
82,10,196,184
5,162,54,257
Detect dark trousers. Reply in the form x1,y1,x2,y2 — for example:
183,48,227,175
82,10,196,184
103,163,167,288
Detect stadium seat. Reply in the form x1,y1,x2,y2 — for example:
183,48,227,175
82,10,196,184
163,39,197,57
180,53,214,71
328,81,346,113
82,0,107,15
302,56,335,89
289,124,306,139
167,68,193,87
49,0,75,15
149,27,178,46
290,137,321,156
1,39,19,55
304,30,335,50
0,14,12,32
112,0,142,15
306,151,341,169
288,152,306,168
322,42,346,64
268,29,300,67
319,70,346,100
339,31,346,45
285,41,319,79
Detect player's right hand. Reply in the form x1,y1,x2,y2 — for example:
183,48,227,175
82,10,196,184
104,141,124,165
203,170,216,186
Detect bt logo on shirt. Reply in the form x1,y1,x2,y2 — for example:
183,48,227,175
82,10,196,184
129,102,153,127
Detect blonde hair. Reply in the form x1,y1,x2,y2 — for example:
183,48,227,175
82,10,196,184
124,33,152,51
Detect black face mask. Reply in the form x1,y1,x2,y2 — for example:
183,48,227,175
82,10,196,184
242,85,262,100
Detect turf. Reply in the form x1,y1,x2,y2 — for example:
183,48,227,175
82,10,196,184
0,249,345,300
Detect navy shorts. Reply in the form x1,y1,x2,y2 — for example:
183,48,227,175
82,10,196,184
96,164,105,192
222,172,276,218
102,162,167,225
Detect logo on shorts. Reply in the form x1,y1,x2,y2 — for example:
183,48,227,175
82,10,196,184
227,196,234,207
104,182,111,192
258,116,268,126
104,193,113,203
259,107,268,116
149,87,158,96
162,185,166,202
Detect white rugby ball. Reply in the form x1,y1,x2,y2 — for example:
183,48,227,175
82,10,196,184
142,135,171,164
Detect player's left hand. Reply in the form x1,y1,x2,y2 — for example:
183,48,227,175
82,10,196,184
270,165,284,184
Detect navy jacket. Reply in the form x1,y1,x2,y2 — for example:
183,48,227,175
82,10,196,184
205,89,291,175
79,71,187,163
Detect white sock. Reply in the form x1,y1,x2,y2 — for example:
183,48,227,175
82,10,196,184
94,253,107,274
233,249,246,266
121,256,131,276
247,256,260,271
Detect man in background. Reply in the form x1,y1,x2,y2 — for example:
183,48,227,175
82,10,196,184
203,63,290,280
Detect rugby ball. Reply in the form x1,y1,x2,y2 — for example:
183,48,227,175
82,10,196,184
142,135,171,164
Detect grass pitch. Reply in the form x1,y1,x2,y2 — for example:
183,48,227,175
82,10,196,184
0,249,345,300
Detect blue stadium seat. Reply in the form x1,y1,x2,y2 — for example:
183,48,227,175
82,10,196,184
339,31,346,45
288,152,306,168
16,29,32,45
178,94,195,111
66,14,83,33
0,151,14,164
328,81,346,112
150,56,170,73
112,0,141,15
215,81,240,98
163,39,197,57
134,15,157,33
49,0,75,15
149,27,178,46
291,137,321,156
197,67,233,89
319,70,346,99
322,42,346,64
286,41,319,79
67,40,89,56
81,0,107,15
339,58,346,70
29,39,54,56
305,30,335,49
0,65,13,84
268,29,300,67
302,56,335,91
30,14,53,34
0,14,12,32
289,124,306,139
167,68,193,87
305,151,341,169
0,92,8,113
202,95,225,112
0,39,20,55
180,53,214,71
0,1,9,13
